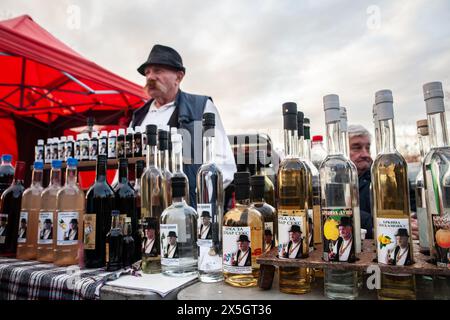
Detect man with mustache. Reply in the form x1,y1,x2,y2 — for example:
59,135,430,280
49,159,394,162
130,44,236,208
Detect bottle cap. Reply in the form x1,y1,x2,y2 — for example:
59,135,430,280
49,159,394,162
423,81,445,114
323,94,340,123
312,135,323,142
250,175,265,186
67,135,74,141
126,127,134,135
134,127,141,134
146,125,158,146
171,176,187,197
234,172,250,200
135,160,145,176
297,111,304,137
111,210,120,217
37,139,44,145
2,154,12,162
52,160,62,169
67,158,78,167
234,172,250,185
34,161,44,170
282,102,298,131
60,136,67,142
375,89,394,121
118,128,126,136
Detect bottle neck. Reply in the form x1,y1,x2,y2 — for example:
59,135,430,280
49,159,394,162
66,166,78,186
147,144,158,168
172,195,186,204
96,161,107,183
50,169,62,187
418,133,430,159
203,135,215,164
236,198,251,206
340,131,349,157
32,169,43,187
124,222,133,236
428,112,449,148
250,188,264,203
304,138,312,161
284,129,298,158
326,121,343,155
297,136,305,159
379,118,396,153
159,149,169,171
119,165,129,184
173,143,184,173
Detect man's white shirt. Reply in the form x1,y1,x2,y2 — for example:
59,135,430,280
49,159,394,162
143,238,155,254
289,241,301,259
333,238,352,262
389,246,408,265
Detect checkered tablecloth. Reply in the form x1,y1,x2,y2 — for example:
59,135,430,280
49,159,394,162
0,257,122,300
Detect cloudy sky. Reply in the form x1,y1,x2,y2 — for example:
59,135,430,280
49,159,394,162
2,0,450,150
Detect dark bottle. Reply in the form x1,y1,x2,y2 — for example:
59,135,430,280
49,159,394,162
126,128,134,158
122,217,135,268
117,129,126,159
84,155,115,268
133,126,143,158
135,160,145,261
114,158,138,263
0,154,15,196
106,210,123,271
0,161,26,256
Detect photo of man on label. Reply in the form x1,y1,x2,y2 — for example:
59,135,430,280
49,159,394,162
387,228,412,266
329,216,355,263
142,221,159,256
64,219,78,241
40,218,53,240
281,224,304,259
264,229,275,253
198,211,212,240
231,234,252,267
164,231,179,258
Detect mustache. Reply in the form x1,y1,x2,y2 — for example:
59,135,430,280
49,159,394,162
144,79,168,93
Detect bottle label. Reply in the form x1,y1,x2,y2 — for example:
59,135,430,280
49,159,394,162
17,211,28,243
58,144,65,160
89,140,98,160
117,140,125,158
65,142,74,159
37,212,54,244
57,212,79,246
0,213,8,244
105,243,109,263
125,139,133,155
277,210,308,259
197,204,222,272
99,138,108,156
35,145,44,161
308,209,314,252
108,137,117,158
83,213,96,249
264,222,275,254
45,145,52,163
431,214,450,267
223,226,254,274
197,203,213,242
52,145,58,160
74,141,81,159
160,224,180,266
375,217,414,266
81,141,89,160
134,135,142,156
321,207,356,262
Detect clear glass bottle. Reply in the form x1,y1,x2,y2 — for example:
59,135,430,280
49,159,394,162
89,132,99,161
16,161,44,260
311,135,327,170
55,158,85,266
126,127,134,158
45,139,52,164
373,104,381,155
134,159,145,262
158,129,172,208
160,177,198,277
372,89,415,300
255,150,276,208
223,172,264,287
277,103,311,294
0,154,15,196
106,210,123,271
172,131,189,205
196,113,224,282
108,130,117,159
319,94,360,300
37,160,62,262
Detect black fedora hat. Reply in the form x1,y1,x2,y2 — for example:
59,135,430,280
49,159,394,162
338,216,352,227
137,44,185,75
288,225,302,233
168,231,178,238
44,219,52,224
237,234,250,243
201,211,211,218
69,219,78,225
395,228,409,237
264,229,273,236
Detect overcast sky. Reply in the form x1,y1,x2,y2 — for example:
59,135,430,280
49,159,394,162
2,0,450,150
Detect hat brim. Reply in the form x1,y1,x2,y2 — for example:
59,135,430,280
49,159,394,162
137,62,185,76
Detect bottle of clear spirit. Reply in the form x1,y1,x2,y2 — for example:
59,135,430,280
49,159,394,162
37,160,62,262
160,177,198,277
171,130,190,205
158,129,172,208
372,89,415,300
134,160,145,262
319,94,360,300
278,103,311,294
196,113,224,282
223,172,264,287
373,104,381,155
16,161,44,260
106,210,123,271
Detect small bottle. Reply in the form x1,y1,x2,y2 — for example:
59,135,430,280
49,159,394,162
58,137,67,161
158,129,172,208
126,128,134,158
117,128,126,159
311,135,327,169
108,130,118,159
51,138,59,160
223,172,264,288
122,217,135,269
81,134,90,161
17,161,44,260
106,210,123,271
45,138,52,164
65,136,75,161
99,131,108,157
74,135,81,160
134,126,143,158
89,132,99,161
160,177,198,277
35,139,45,162
0,154,15,196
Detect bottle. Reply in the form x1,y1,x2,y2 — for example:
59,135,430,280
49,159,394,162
159,129,172,208
319,94,360,300
45,139,52,164
106,210,123,271
340,107,350,158
311,135,327,169
99,131,108,157
74,135,81,160
117,128,126,159
140,125,164,274
65,136,75,161
172,132,189,206
84,155,116,268
372,89,415,300
37,160,62,262
35,139,45,162
373,104,381,155
108,130,118,159
122,217,135,268
160,177,198,276
196,113,223,282
54,158,84,266
422,82,450,269
0,154,15,196
89,132,99,161
135,160,145,261
51,138,59,160
134,126,143,158
142,126,148,154
223,172,263,287
255,150,275,208
58,137,66,161
114,158,138,264
277,103,311,294
126,128,134,158
81,134,90,161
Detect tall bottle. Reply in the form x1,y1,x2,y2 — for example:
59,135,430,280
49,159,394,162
171,131,189,204
37,160,62,262
277,102,311,294
52,138,59,161
45,139,52,164
223,172,264,287
108,130,117,159
319,94,360,300
140,125,164,273
372,90,415,300
65,136,75,161
0,161,25,256
55,158,85,266
0,154,15,196
158,129,172,208
126,128,134,158
134,159,145,261
35,139,45,162
117,128,126,159
106,210,123,271
84,155,116,268
160,177,198,277
58,137,66,161
99,131,108,157
114,158,138,264
74,135,81,160
16,161,44,260
81,134,90,161
122,217,135,268
196,113,224,282
255,150,275,208
89,132,99,161
134,126,143,158
422,81,450,269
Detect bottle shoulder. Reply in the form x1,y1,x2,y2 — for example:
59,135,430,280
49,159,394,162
86,181,115,198
278,157,309,171
223,205,263,225
372,151,408,169
162,202,198,219
423,146,450,164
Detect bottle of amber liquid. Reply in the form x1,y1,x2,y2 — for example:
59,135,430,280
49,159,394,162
17,161,44,260
54,158,85,266
223,172,264,288
37,160,62,262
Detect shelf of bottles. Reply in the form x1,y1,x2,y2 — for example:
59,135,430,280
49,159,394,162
41,157,146,171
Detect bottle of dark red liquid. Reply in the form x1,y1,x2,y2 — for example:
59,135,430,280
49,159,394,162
0,161,26,256
0,155,15,197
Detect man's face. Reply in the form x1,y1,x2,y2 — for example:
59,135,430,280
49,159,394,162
264,234,272,244
146,228,155,239
44,222,52,230
397,236,409,248
202,217,211,226
70,223,76,230
339,226,352,240
349,135,372,175
239,241,250,251
0,220,6,227
168,236,177,245
289,231,301,243
144,65,184,99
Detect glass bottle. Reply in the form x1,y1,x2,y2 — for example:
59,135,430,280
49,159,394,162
99,131,108,157
106,210,123,271
54,158,85,266
133,126,143,158
172,131,189,205
158,129,172,208
89,132,99,161
35,139,45,162
160,177,198,277
126,127,134,158
372,89,415,300
196,113,224,282
58,137,66,161
0,154,15,196
16,161,44,260
74,135,81,160
0,161,25,256
117,128,126,159
373,104,381,155
311,135,327,170
84,155,116,268
319,94,360,300
255,150,275,208
108,130,117,159
81,134,89,161
134,159,145,262
340,107,350,158
223,172,264,287
277,103,311,294
52,138,59,161
122,217,135,268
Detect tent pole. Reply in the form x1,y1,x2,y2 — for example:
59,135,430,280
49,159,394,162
19,58,26,110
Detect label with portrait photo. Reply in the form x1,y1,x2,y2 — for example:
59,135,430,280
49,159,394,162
83,213,96,249
0,213,8,244
58,212,79,246
223,226,253,274
37,212,53,244
278,212,307,260
17,211,28,243
376,217,412,266
161,224,180,266
321,208,355,262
